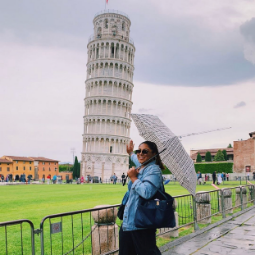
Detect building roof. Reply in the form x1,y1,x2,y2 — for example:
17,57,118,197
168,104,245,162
249,131,255,137
190,148,233,160
0,159,12,163
4,156,34,161
29,157,59,162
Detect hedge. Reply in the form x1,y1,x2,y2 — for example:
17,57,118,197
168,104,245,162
194,162,233,174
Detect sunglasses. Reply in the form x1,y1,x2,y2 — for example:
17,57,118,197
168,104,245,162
135,149,150,155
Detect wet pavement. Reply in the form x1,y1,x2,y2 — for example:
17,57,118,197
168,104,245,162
161,206,255,255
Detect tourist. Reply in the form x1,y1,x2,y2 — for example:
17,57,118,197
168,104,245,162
253,172,255,181
53,175,57,184
217,172,222,185
47,174,51,184
113,173,117,184
42,177,45,184
247,172,250,180
121,172,126,185
197,171,202,185
226,173,229,181
119,140,164,255
81,176,84,184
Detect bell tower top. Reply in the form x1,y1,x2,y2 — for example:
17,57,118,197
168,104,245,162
91,10,132,44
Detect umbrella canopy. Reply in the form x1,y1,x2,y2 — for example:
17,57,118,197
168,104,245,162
131,113,197,196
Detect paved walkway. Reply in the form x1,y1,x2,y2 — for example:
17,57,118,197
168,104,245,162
161,206,255,255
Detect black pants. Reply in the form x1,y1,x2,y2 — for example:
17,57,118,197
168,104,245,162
119,225,161,255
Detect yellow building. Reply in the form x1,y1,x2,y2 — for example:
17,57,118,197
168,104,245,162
0,158,13,181
1,156,35,181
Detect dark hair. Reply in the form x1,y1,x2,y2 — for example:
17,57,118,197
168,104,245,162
139,141,165,170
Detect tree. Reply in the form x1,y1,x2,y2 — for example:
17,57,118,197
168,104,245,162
222,150,228,161
214,150,225,161
59,164,73,172
196,153,202,163
227,143,232,148
72,156,80,179
205,151,212,162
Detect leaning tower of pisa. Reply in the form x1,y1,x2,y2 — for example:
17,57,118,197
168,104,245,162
81,10,135,181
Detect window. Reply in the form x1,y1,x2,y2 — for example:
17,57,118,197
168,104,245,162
49,162,51,165
29,161,32,164
23,166,25,170
43,167,45,171
49,168,51,171
0,167,2,171
16,166,18,170
29,167,31,171
7,167,10,172
105,19,108,29
55,168,57,171
16,161,18,164
23,161,25,164
0,163,1,165
110,146,113,153
55,163,57,165
42,162,45,165
122,22,125,31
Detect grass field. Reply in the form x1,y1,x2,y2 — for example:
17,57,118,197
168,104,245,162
0,180,254,254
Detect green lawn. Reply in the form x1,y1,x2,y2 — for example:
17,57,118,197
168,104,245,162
0,181,254,254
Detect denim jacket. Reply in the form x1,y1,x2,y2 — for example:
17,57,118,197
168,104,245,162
122,154,163,231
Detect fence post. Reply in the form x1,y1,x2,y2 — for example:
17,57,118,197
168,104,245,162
192,196,199,231
220,189,226,218
91,205,118,255
240,186,243,210
196,192,211,224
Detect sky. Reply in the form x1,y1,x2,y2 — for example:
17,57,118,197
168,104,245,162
1,0,255,163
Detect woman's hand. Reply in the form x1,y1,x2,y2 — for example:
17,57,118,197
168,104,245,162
126,140,134,155
127,166,138,183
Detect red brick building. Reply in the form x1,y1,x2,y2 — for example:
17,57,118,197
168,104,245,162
190,131,255,173
190,148,234,162
233,131,255,173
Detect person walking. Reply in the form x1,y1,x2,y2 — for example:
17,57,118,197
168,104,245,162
119,140,164,255
121,173,126,185
212,171,216,184
226,173,229,181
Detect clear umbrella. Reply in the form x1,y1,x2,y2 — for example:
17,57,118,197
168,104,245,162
131,113,197,196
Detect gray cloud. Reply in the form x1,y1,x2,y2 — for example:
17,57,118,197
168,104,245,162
1,0,255,87
240,17,255,65
234,101,246,108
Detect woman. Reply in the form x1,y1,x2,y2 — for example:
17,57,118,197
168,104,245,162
217,172,222,185
119,140,164,255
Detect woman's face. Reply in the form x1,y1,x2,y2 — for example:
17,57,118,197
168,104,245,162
137,143,156,165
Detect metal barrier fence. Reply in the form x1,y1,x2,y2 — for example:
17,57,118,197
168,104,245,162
0,219,35,255
1,185,255,254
